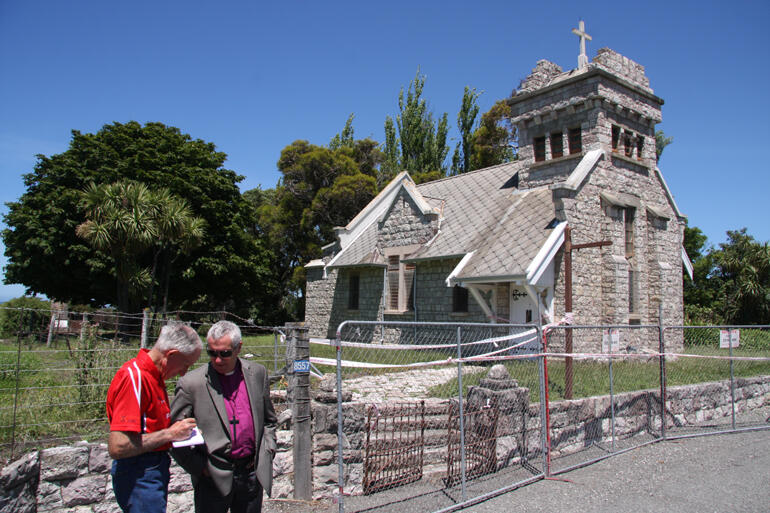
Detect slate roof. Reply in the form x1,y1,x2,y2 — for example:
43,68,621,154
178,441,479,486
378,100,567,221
409,161,524,261
454,187,557,281
328,222,384,267
327,159,559,283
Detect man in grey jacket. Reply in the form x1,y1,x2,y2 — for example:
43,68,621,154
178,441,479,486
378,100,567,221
170,320,277,513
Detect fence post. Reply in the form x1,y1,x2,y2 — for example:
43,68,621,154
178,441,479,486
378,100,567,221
728,327,736,430
46,308,56,347
455,326,467,502
609,342,616,452
140,309,149,349
335,326,345,513
11,308,26,460
80,312,88,343
537,322,550,477
286,323,312,500
658,304,667,440
273,330,279,374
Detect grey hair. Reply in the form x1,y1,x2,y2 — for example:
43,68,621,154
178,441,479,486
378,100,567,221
153,323,203,355
207,320,242,350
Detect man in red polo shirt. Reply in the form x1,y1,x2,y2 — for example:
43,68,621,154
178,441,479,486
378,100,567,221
106,323,203,513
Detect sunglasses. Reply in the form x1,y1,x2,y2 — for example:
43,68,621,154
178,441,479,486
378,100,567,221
206,348,234,358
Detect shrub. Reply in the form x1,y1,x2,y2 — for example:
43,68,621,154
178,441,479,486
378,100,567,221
0,296,51,337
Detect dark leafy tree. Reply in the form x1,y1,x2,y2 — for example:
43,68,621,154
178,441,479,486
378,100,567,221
712,229,770,324
381,117,400,188
250,138,377,320
683,225,770,325
3,121,269,317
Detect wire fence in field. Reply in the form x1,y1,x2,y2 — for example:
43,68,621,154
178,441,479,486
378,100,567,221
0,306,288,461
325,321,770,513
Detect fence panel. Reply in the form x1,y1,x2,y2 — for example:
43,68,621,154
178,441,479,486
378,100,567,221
543,325,664,476
663,325,770,437
326,321,545,512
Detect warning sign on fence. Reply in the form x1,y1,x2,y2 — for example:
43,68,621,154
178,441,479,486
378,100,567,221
719,329,740,348
602,328,620,353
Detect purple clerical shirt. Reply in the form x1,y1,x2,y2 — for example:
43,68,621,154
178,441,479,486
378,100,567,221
218,362,255,459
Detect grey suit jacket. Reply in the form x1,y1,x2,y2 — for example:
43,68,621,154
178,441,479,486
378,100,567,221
169,359,277,497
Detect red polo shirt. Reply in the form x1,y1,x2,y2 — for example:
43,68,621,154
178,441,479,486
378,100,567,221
106,349,171,452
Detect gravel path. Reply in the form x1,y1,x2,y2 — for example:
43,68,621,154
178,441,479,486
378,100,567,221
343,365,486,402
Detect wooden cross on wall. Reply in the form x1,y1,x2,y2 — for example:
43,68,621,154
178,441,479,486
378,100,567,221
563,225,611,399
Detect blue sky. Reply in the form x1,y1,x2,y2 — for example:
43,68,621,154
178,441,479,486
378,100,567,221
1,0,769,302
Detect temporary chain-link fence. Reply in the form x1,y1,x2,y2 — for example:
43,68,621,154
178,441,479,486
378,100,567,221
0,306,288,460
322,321,546,511
663,325,770,437
327,320,770,513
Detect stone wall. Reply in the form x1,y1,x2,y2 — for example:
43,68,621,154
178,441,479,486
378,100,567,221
3,372,769,511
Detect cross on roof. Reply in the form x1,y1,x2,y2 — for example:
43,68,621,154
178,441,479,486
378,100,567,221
572,20,592,69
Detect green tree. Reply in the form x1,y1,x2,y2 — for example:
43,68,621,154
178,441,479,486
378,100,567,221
250,139,377,320
329,113,356,150
383,70,449,184
143,188,206,314
712,229,770,324
683,226,770,325
470,99,516,169
655,129,673,162
3,121,268,317
381,116,400,187
0,296,50,337
76,181,160,314
683,223,719,324
451,87,481,175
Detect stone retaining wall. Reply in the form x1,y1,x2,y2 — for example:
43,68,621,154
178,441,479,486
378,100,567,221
3,373,769,512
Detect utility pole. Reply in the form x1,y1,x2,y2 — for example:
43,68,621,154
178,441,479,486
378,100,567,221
563,225,611,399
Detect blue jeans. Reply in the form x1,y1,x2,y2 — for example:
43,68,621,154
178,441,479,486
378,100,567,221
111,451,170,513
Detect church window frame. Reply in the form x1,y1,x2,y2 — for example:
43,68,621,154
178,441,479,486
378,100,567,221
568,127,582,154
452,285,469,313
628,268,640,319
348,272,360,311
550,131,563,158
624,207,636,258
611,125,621,152
636,136,644,160
624,131,634,158
534,136,546,162
384,245,419,313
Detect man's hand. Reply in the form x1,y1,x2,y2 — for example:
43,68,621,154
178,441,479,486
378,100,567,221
167,417,197,441
109,418,198,460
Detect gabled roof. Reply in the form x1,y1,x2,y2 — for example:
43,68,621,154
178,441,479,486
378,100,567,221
325,160,560,282
408,161,524,260
328,161,525,269
326,171,439,269
451,187,558,282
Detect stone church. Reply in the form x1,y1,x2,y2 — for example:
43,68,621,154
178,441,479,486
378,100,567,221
305,27,690,352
